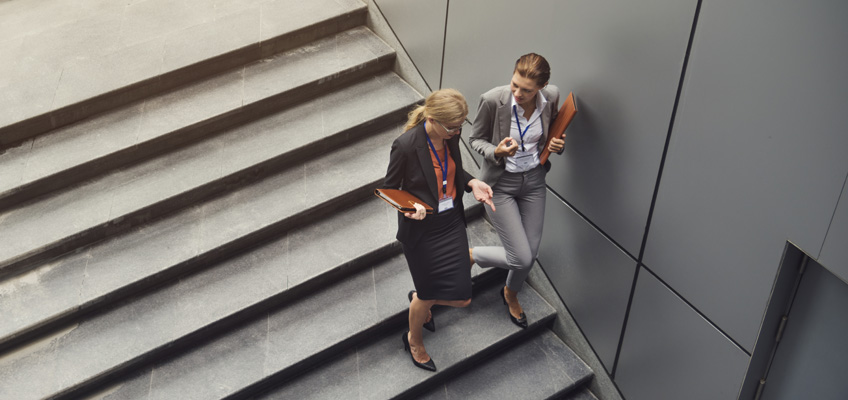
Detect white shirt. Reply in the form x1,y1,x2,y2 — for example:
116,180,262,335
505,91,547,173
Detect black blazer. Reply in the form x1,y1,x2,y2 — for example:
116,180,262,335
383,123,474,248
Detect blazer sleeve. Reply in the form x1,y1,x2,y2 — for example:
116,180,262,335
549,87,561,127
453,138,474,193
382,136,405,190
545,87,564,155
468,94,503,166
460,169,474,193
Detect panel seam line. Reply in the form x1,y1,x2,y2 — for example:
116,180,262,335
611,0,704,377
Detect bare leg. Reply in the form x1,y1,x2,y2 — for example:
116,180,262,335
408,296,471,364
432,298,472,308
408,297,434,364
503,285,523,318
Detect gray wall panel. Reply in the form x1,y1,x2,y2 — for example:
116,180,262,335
760,259,848,400
643,0,848,351
374,0,446,90
537,191,636,371
820,178,848,281
615,270,749,400
445,0,698,255
738,244,806,400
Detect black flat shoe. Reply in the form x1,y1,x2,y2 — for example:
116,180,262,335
402,331,436,372
501,287,528,329
408,290,436,332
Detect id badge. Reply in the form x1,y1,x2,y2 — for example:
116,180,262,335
514,150,538,170
438,195,454,213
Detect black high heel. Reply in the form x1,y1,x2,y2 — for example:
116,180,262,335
408,290,436,332
402,331,436,371
501,287,528,329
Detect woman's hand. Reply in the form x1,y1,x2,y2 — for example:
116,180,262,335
494,137,519,158
403,202,427,220
469,179,496,212
547,137,565,153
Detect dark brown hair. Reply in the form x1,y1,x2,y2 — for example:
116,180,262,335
514,53,550,87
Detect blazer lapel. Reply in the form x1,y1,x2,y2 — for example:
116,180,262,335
540,89,552,144
414,127,440,204
496,87,513,143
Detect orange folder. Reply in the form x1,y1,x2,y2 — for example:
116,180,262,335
540,91,577,165
374,188,434,214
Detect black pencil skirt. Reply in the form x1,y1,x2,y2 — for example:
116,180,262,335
401,207,472,301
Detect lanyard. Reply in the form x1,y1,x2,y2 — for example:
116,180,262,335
512,105,533,151
424,122,449,196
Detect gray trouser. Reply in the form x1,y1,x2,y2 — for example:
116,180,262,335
473,165,546,292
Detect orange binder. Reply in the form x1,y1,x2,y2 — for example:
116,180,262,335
374,189,434,214
540,91,577,165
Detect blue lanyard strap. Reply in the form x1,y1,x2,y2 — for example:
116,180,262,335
424,122,449,195
512,105,533,151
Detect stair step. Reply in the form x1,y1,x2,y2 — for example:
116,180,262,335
417,330,594,400
0,93,431,350
0,210,498,400
560,387,600,400
76,257,550,400
0,25,396,215
0,69,418,280
0,0,368,148
250,282,556,400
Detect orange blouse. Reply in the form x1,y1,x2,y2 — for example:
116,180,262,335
429,143,457,200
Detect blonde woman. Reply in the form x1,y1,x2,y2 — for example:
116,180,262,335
383,89,494,371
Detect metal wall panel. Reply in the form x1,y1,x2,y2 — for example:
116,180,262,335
537,191,636,371
374,0,446,90
759,260,848,400
738,244,806,400
444,0,698,255
615,270,749,400
643,0,848,351
819,178,848,281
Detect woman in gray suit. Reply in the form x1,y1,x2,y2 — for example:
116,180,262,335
469,53,565,328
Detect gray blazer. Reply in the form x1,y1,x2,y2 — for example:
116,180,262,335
468,84,560,186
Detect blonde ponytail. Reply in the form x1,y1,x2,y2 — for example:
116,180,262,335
404,105,427,132
403,89,468,132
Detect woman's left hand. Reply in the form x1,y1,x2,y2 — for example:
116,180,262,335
403,202,427,220
548,137,566,153
469,179,495,212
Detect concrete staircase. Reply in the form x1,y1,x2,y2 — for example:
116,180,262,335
0,1,595,399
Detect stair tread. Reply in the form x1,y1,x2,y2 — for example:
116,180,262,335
81,261,553,400
0,0,367,132
0,93,434,345
0,25,394,205
255,283,558,400
0,69,418,273
0,106,488,355
0,210,498,400
418,330,594,400
562,387,600,400
0,131,390,398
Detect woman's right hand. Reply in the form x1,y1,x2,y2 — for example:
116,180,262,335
403,202,427,220
494,137,519,158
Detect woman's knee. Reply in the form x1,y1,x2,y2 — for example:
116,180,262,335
457,298,472,308
508,251,535,271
